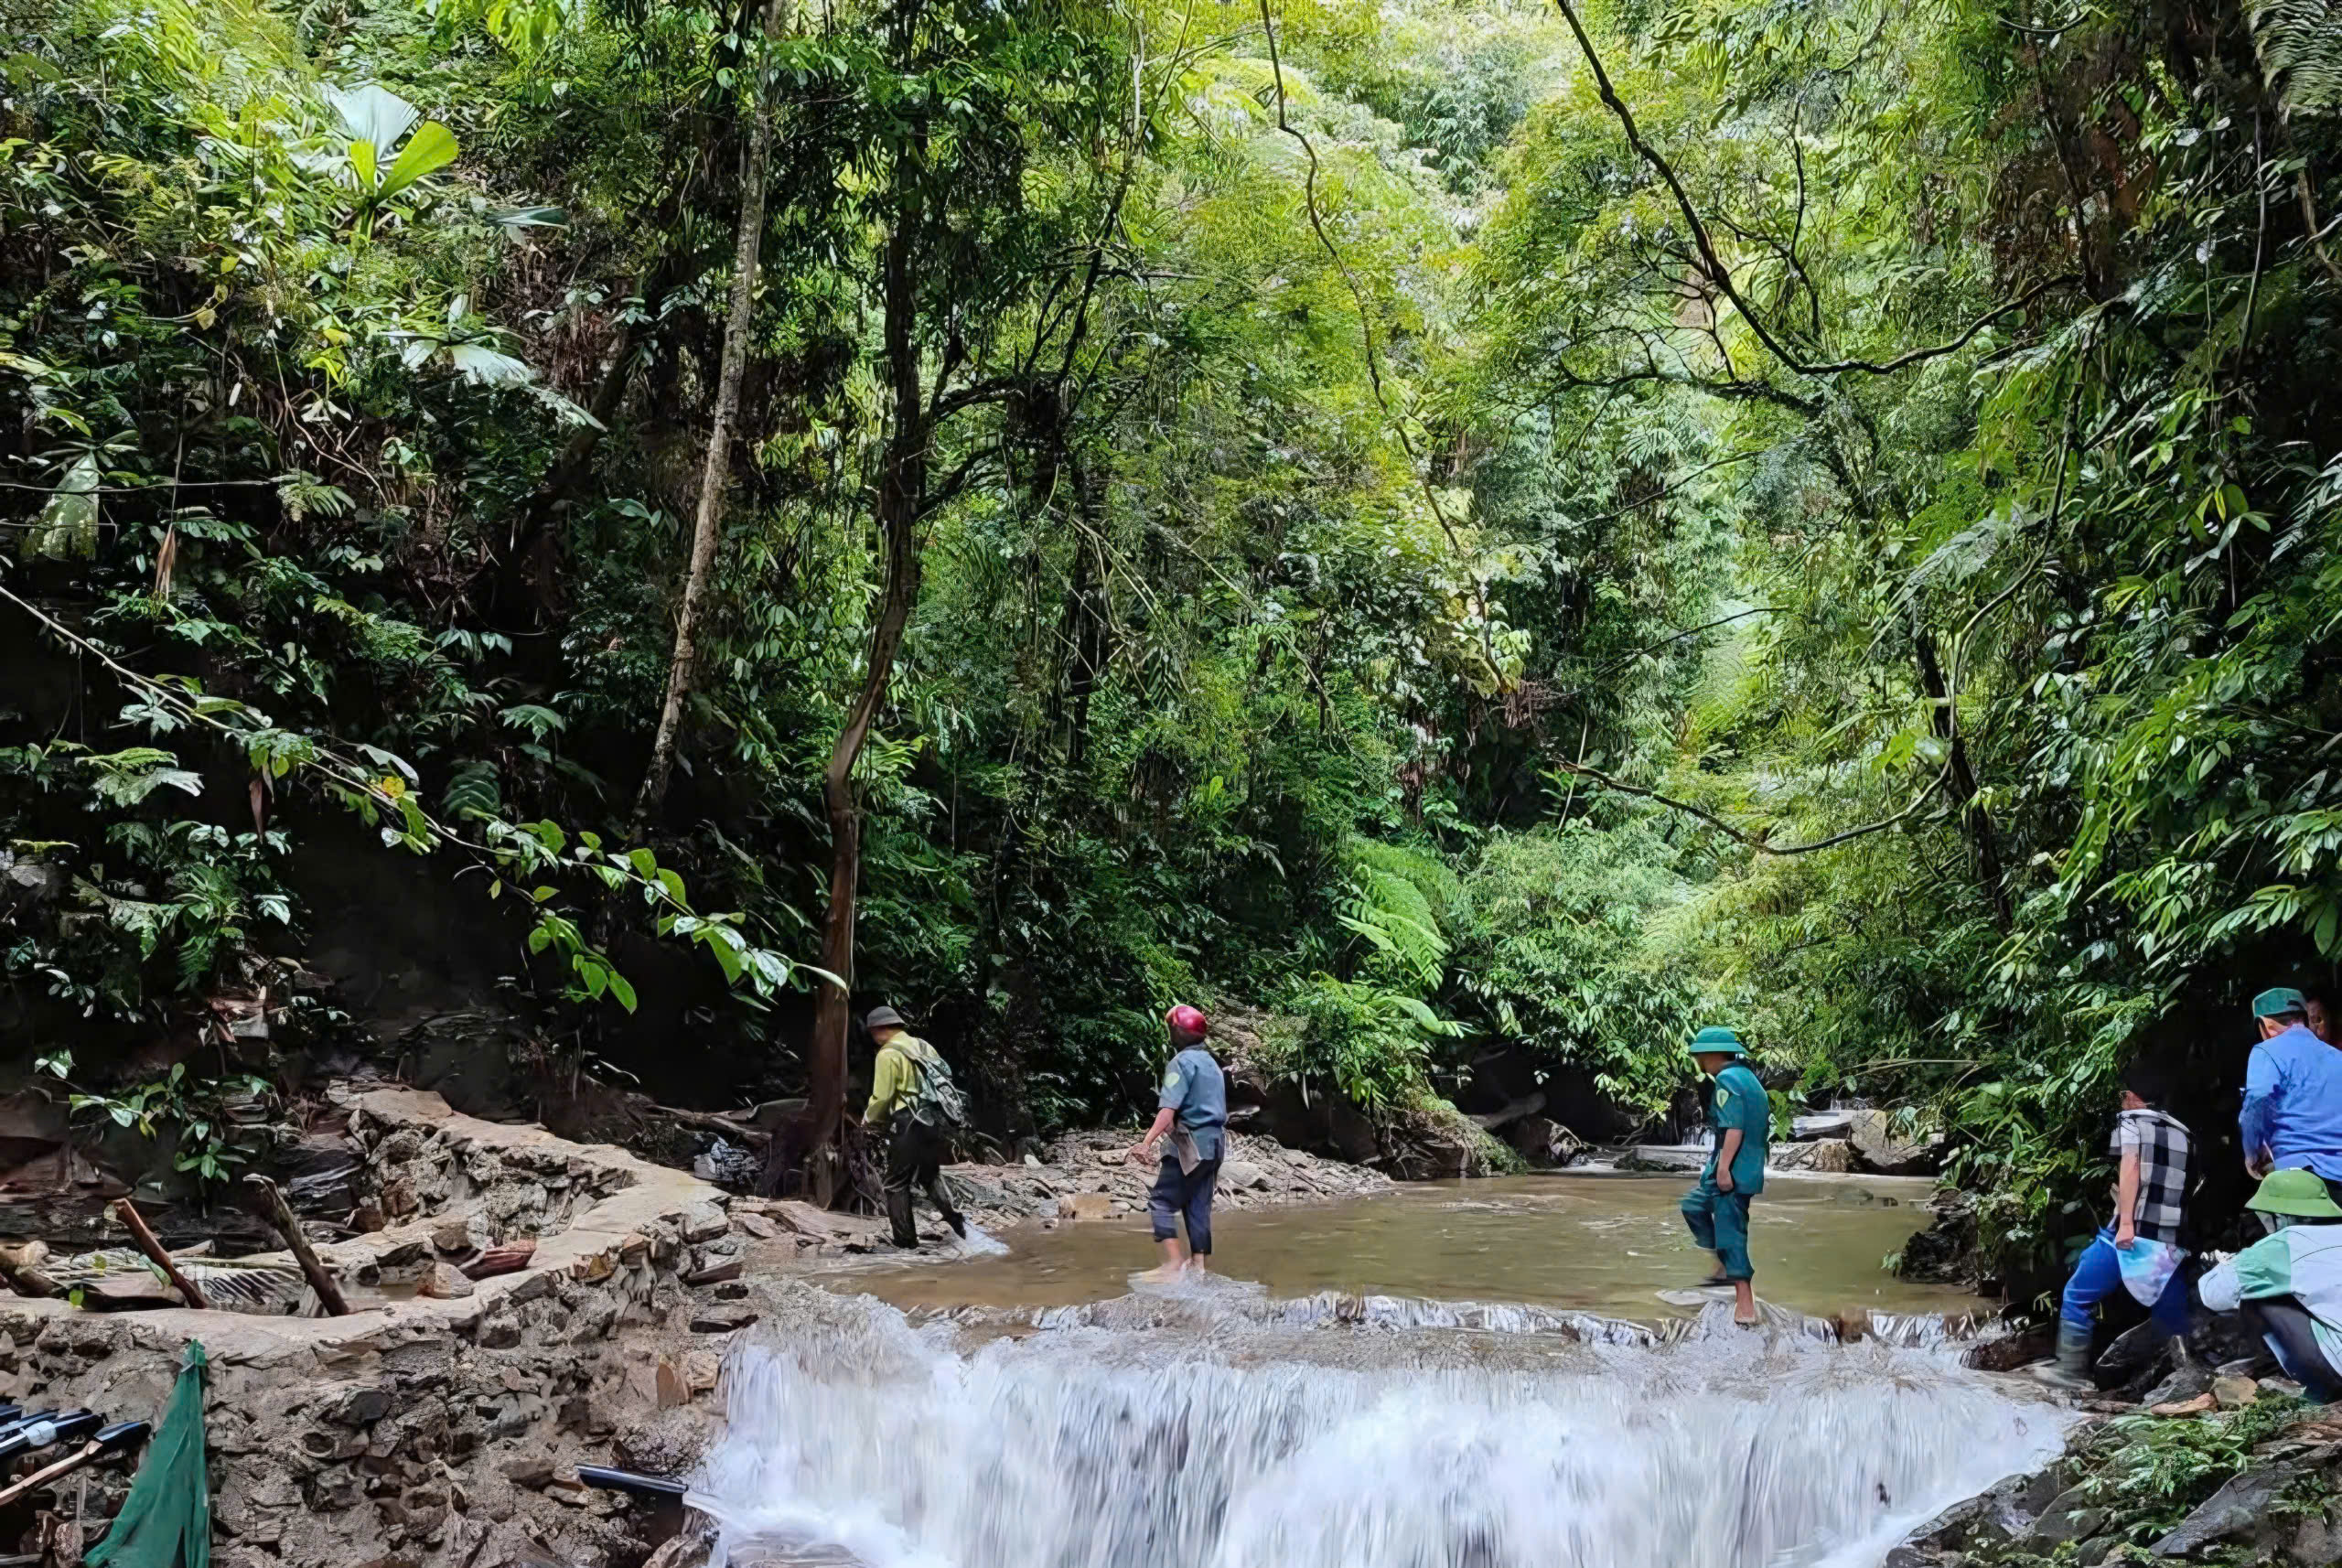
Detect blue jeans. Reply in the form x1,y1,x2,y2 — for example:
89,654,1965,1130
2061,1226,2188,1337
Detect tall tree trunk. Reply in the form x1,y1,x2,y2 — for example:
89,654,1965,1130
629,0,782,831
1913,621,2012,929
805,215,929,1193
1061,451,1113,771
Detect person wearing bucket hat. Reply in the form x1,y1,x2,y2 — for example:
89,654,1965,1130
2199,1168,2342,1402
1678,1026,1768,1326
2028,1062,2195,1390
1126,1005,1228,1279
2240,985,2342,1205
859,1005,968,1249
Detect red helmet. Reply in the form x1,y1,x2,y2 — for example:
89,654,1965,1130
1166,1004,1209,1038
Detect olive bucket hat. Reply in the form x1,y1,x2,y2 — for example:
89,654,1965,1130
2248,1167,2342,1219
1689,1026,1746,1057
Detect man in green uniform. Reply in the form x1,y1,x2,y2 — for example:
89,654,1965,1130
1679,1025,1768,1326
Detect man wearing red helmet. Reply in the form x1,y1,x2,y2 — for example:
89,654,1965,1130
1125,1004,1228,1279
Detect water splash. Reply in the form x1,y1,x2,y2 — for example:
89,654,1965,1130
694,1285,2066,1568
952,1223,1010,1259
912,1287,1981,1352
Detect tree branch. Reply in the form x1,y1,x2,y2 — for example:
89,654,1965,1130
1548,757,1950,854
1544,0,2080,378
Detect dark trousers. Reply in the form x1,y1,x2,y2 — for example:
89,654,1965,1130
2245,1298,2342,1402
1149,1155,1220,1255
883,1115,961,1247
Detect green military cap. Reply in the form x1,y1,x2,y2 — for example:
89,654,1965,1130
1689,1026,1746,1056
2254,986,2310,1018
2249,1167,2342,1219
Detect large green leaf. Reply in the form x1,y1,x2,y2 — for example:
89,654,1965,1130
445,340,532,386
376,121,458,199
324,83,418,154
22,453,99,560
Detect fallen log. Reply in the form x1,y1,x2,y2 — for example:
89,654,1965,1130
647,1104,772,1149
460,1240,536,1281
242,1175,349,1316
109,1200,205,1311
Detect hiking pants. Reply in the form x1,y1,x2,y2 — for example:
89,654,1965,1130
2060,1226,2189,1338
1150,1155,1221,1255
884,1115,961,1248
2245,1298,2342,1402
1681,1176,1754,1281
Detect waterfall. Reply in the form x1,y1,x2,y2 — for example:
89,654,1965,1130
692,1286,2068,1568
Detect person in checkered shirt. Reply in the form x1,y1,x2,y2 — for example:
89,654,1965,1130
2031,1062,2194,1390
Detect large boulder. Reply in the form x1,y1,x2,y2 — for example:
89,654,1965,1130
1505,1115,1580,1166
1847,1109,1944,1175
2148,1460,2304,1558
1896,1202,1977,1284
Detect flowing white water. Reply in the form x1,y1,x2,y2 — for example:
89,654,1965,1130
693,1285,2068,1568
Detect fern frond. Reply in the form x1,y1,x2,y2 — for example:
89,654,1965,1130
2251,0,2342,116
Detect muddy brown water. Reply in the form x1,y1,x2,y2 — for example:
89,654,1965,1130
842,1169,1990,1323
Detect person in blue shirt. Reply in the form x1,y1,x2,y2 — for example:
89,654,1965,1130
2240,985,2342,1212
1126,1004,1228,1280
1679,1026,1769,1326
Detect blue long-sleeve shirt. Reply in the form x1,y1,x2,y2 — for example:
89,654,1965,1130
2240,1023,2342,1180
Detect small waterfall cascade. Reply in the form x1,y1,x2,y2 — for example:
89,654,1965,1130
691,1286,2068,1568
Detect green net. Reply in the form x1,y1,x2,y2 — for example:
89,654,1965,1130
85,1339,209,1568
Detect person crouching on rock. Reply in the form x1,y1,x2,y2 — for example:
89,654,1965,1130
1125,1004,1226,1281
2198,1169,2342,1402
2030,1062,2194,1390
859,1005,967,1250
1680,1026,1767,1327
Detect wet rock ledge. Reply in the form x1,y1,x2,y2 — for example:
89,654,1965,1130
1893,1393,2342,1566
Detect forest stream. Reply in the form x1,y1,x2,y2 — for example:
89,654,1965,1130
685,1175,2055,1568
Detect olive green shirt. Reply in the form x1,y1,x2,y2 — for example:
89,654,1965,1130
864,1035,938,1122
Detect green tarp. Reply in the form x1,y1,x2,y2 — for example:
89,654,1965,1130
85,1339,208,1568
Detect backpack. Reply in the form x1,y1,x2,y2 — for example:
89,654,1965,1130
899,1037,969,1129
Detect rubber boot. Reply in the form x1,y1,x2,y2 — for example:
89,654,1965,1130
885,1186,919,1249
2028,1322,2094,1390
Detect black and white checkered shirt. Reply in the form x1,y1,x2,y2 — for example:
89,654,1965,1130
2112,1108,2192,1244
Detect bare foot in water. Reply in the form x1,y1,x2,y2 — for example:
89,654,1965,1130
1134,1262,1187,1283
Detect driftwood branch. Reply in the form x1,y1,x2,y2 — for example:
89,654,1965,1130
243,1176,349,1316
111,1199,206,1310
649,1105,771,1148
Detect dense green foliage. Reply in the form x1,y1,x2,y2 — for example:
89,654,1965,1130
5,0,2339,1263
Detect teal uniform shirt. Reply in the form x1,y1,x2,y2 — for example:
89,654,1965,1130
1704,1062,1769,1195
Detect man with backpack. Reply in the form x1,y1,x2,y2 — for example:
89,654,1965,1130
860,1004,968,1249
